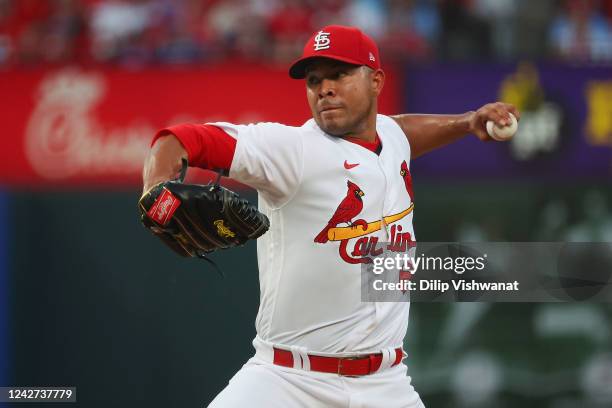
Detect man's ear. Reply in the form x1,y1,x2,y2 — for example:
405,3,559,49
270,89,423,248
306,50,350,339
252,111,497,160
371,68,385,96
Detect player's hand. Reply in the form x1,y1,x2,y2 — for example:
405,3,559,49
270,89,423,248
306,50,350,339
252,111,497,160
138,159,270,259
468,102,520,142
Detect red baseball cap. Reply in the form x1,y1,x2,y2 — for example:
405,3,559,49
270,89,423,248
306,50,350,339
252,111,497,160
289,25,381,79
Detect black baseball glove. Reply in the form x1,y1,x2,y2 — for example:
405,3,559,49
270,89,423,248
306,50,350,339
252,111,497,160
138,159,269,260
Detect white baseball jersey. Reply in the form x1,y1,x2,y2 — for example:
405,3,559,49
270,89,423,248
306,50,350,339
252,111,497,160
211,114,415,354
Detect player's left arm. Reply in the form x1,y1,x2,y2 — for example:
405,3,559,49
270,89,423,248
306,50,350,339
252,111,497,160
391,102,520,159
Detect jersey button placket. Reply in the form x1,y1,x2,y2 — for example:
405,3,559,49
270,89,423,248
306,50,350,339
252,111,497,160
377,155,389,240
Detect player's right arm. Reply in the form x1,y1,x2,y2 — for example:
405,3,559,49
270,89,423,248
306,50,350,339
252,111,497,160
391,102,520,159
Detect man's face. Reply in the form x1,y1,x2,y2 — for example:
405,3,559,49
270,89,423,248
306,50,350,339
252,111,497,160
305,59,381,137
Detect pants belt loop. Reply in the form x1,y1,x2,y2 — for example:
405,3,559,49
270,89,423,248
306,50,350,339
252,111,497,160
289,346,302,369
373,347,395,373
297,347,310,371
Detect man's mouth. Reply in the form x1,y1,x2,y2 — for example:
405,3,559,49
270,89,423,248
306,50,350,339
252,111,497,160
320,106,342,113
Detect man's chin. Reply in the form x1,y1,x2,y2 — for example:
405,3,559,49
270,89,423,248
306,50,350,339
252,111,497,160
318,119,348,137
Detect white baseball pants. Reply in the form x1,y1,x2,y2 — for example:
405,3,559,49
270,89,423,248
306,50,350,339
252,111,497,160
208,343,425,408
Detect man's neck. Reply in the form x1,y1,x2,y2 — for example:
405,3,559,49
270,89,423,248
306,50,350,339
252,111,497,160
343,130,376,143
341,112,378,142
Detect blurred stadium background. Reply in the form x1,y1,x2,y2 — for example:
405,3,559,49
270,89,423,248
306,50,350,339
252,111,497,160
0,0,611,407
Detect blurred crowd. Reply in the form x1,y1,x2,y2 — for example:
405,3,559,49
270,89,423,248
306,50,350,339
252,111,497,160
0,0,611,67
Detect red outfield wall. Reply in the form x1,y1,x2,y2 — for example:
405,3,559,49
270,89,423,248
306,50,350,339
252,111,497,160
0,66,400,188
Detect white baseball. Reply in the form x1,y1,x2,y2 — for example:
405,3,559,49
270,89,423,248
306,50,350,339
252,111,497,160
486,112,518,141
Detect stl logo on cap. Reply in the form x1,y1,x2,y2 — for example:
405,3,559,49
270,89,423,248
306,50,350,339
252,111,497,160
313,31,331,51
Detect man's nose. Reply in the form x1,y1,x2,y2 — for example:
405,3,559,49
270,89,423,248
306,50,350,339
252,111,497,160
319,79,337,98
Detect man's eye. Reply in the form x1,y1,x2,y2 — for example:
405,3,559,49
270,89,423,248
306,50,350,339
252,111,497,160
335,71,348,79
307,77,320,86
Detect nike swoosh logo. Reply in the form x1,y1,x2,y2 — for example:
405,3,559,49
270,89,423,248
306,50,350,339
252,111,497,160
344,160,359,170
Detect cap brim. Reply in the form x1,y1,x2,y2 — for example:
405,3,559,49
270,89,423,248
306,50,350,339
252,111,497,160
289,55,364,79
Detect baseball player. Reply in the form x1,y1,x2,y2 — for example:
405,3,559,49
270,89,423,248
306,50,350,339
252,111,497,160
141,25,520,408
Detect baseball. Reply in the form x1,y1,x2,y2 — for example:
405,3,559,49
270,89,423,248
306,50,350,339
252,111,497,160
486,112,518,141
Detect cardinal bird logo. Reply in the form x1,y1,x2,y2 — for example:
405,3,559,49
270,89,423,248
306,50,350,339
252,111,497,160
400,161,414,202
314,180,365,243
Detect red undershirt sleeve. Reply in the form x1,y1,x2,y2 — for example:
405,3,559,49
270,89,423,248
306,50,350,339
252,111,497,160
151,124,237,171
